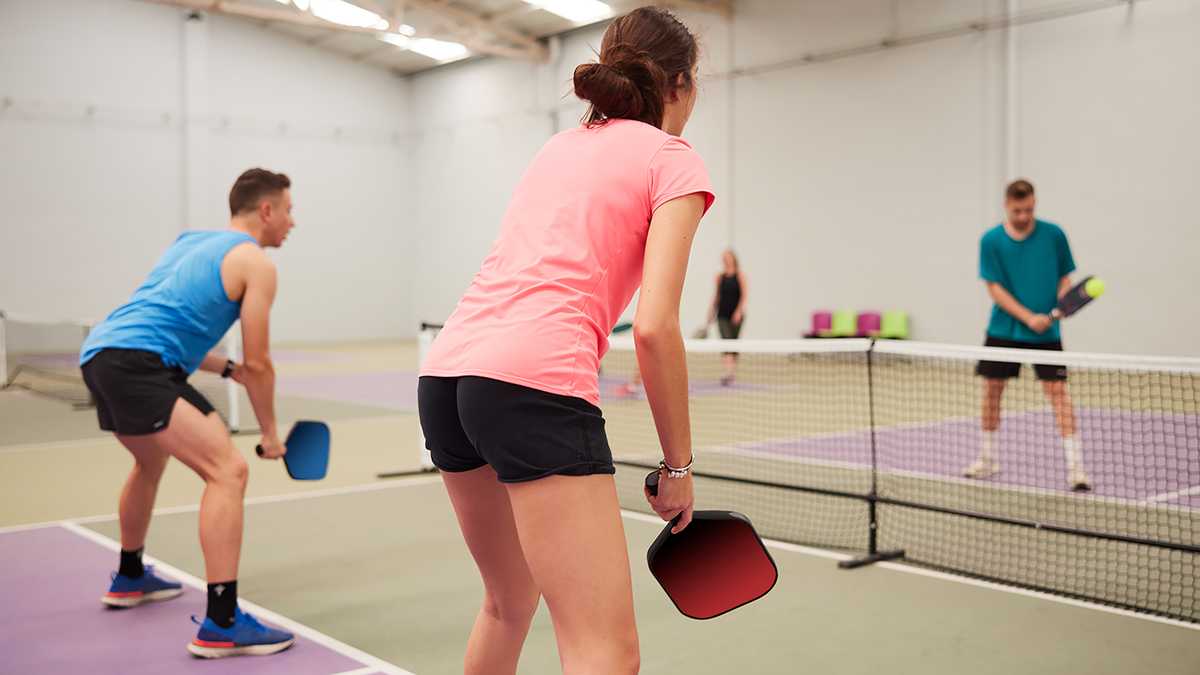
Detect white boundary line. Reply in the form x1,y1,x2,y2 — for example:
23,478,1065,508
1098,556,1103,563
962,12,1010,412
2,471,1194,635
330,668,382,675
0,437,119,455
58,521,414,675
620,508,1200,632
0,475,442,534
0,414,412,454
1144,485,1200,505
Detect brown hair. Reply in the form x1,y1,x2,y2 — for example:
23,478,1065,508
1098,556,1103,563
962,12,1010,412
572,7,699,129
1005,179,1035,201
229,168,291,216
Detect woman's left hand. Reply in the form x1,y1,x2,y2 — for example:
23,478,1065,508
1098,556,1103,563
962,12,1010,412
732,308,744,325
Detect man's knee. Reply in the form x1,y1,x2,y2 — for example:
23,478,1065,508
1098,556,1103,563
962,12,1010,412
211,452,249,490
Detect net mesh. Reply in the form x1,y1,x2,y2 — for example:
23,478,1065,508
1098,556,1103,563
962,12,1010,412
601,336,1200,622
1,311,244,431
1,314,94,407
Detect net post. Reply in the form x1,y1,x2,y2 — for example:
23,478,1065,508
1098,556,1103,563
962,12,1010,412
80,320,96,409
225,322,242,433
416,324,436,471
838,338,905,570
0,309,9,386
377,321,441,479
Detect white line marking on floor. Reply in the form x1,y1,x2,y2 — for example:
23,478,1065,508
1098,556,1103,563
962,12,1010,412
58,521,415,675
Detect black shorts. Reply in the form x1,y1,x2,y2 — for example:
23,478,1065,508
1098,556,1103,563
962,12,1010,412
717,317,743,340
81,349,215,435
417,375,615,483
975,336,1068,382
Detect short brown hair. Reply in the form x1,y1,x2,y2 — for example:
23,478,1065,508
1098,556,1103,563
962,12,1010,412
229,168,291,216
1005,179,1035,201
573,7,699,129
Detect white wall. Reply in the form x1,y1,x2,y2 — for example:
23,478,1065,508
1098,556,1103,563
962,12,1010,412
1015,0,1200,355
409,15,738,333
5,0,1197,355
406,0,1200,356
0,0,411,342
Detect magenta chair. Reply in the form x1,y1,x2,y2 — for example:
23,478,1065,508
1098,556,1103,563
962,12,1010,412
857,311,882,337
804,311,833,338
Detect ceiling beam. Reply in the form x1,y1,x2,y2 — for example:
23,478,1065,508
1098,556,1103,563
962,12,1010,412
612,0,734,20
356,0,548,61
138,0,547,62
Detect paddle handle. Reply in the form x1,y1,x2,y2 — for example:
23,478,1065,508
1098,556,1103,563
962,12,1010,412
645,470,684,528
255,445,264,457
645,470,660,496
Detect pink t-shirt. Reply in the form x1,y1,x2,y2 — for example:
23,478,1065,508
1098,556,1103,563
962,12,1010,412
421,119,715,406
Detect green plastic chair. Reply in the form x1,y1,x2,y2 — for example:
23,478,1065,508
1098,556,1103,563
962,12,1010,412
822,309,857,338
878,310,909,339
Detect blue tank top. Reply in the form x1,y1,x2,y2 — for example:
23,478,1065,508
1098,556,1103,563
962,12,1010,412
80,230,258,373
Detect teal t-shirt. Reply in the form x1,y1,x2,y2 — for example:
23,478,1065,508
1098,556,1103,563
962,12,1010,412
979,220,1075,343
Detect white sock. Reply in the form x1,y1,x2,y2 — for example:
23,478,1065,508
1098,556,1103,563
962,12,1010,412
980,430,997,462
1063,436,1082,469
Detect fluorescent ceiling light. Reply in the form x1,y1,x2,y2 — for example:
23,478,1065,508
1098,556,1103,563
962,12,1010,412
310,0,388,30
379,33,470,63
379,33,411,48
409,38,469,62
523,0,613,24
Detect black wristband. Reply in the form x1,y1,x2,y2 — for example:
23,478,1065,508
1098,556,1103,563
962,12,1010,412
220,359,236,379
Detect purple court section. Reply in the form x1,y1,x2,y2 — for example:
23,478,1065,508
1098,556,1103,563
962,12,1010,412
733,408,1200,503
277,371,418,411
0,526,368,675
598,374,766,402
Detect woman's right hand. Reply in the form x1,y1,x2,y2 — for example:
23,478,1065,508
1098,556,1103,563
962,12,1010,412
645,470,694,534
256,433,286,459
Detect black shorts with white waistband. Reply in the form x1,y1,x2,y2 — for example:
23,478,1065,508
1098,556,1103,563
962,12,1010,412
975,335,1068,382
417,375,615,483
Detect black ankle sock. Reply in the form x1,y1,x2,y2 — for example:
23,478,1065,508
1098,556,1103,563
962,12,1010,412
118,548,145,578
206,580,238,628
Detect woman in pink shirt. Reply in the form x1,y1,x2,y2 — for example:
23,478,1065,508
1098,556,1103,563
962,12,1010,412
418,8,714,673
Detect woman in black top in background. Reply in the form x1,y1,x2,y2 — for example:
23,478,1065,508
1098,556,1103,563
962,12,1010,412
707,249,747,385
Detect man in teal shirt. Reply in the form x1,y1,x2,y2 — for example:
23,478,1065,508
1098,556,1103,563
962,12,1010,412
965,179,1090,491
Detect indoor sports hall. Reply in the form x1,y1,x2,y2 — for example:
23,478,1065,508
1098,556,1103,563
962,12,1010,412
2,1,1197,673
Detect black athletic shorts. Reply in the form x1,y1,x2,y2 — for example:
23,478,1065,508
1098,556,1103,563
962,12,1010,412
81,349,216,435
417,375,615,483
717,317,743,340
975,336,1068,382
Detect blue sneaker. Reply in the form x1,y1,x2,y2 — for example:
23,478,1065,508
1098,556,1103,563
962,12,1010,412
102,565,183,608
188,606,295,658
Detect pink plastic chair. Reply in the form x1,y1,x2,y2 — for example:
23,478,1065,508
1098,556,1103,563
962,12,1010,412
805,311,832,338
857,311,882,337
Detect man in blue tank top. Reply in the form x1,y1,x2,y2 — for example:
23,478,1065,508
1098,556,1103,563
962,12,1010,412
80,168,296,658
964,179,1090,492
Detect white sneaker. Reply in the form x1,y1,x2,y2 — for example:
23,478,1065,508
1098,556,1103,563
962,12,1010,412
1068,465,1092,492
963,457,999,479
